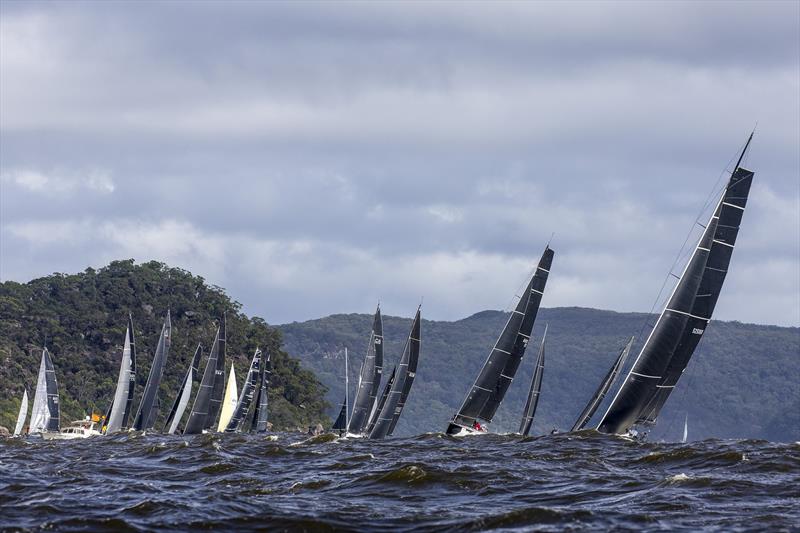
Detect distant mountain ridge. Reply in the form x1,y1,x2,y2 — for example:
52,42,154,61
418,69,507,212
280,307,800,442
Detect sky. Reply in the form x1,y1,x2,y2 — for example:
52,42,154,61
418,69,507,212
1,1,798,327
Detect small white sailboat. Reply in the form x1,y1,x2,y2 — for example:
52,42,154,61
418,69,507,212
13,389,28,436
217,365,238,432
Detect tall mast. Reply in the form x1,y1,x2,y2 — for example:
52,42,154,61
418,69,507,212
344,347,350,432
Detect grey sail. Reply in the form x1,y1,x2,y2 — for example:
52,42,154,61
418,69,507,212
252,350,271,433
225,348,262,432
132,310,172,431
447,246,554,434
14,389,28,436
163,343,203,434
44,348,60,432
570,337,634,432
519,325,547,436
366,367,395,435
598,137,755,435
105,315,137,434
347,305,384,435
387,307,421,436
369,307,422,440
205,315,227,430
184,320,224,434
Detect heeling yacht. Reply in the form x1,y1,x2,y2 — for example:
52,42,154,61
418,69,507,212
42,417,102,440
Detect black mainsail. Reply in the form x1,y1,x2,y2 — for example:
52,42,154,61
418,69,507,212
368,306,421,440
365,367,395,435
597,136,755,435
183,319,225,434
225,348,262,432
132,310,171,431
570,337,634,432
251,350,271,433
519,325,547,437
104,314,137,434
163,343,203,434
331,399,347,434
447,246,554,434
347,305,384,435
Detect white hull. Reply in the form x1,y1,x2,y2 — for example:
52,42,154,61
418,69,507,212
447,425,488,437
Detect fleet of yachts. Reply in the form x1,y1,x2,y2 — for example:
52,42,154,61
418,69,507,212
8,136,756,442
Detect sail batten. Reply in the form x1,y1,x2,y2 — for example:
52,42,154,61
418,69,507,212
447,246,554,434
597,153,754,435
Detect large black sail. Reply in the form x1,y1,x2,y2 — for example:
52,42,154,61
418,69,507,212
571,337,633,432
447,246,554,434
387,307,421,436
347,306,384,435
163,343,202,433
104,315,138,434
598,146,754,435
366,367,395,435
225,348,262,433
519,325,547,436
251,350,271,433
204,315,227,430
183,322,224,434
368,307,422,440
331,399,347,434
44,348,60,432
132,310,172,431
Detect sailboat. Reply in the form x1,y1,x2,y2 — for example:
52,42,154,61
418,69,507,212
251,350,271,433
346,306,384,437
132,311,171,431
368,306,421,440
519,325,547,437
29,348,60,435
217,365,238,432
570,337,634,432
225,349,262,432
597,134,755,436
104,315,137,434
184,316,227,434
13,389,28,436
163,344,203,434
447,245,554,436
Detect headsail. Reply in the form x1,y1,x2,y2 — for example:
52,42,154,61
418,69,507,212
347,305,384,435
164,343,203,434
570,337,634,432
184,318,225,434
251,350,271,433
106,315,137,434
368,306,422,439
331,399,347,434
519,325,547,437
29,349,50,433
598,137,755,435
44,349,60,432
13,389,28,436
366,367,395,435
217,365,238,432
225,349,262,433
132,311,171,431
447,246,554,434
205,315,227,430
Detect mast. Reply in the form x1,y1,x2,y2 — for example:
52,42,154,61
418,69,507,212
184,320,223,434
570,337,634,432
132,311,171,431
344,347,350,432
598,136,755,435
447,246,554,434
163,343,203,434
519,325,547,437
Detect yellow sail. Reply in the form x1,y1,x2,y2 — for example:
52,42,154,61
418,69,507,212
217,365,238,432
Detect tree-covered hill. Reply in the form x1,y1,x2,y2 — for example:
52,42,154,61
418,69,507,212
280,308,800,442
0,260,329,431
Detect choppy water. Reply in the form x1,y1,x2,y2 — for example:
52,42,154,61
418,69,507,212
1,432,798,531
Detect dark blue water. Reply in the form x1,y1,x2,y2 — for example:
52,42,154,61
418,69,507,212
1,432,798,531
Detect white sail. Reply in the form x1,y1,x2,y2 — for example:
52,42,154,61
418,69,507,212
682,414,688,443
217,365,238,432
106,325,134,433
168,368,193,434
29,350,50,433
13,389,29,436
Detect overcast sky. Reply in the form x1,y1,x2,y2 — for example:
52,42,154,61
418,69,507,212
1,1,798,327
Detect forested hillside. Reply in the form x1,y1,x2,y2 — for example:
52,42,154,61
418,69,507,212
280,308,799,442
0,260,329,431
